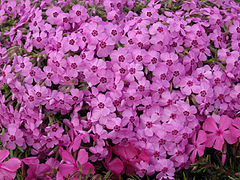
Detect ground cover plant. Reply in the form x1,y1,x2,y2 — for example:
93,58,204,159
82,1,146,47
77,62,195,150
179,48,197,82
0,0,240,179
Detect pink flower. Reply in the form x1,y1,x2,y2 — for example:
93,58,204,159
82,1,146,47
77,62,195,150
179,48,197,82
203,116,237,151
59,148,95,177
91,94,115,121
0,149,21,180
1,124,25,150
46,6,62,24
187,130,206,163
70,4,88,23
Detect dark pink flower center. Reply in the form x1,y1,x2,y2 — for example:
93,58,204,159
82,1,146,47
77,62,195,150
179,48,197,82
129,116,135,123
200,90,207,97
53,12,59,17
183,111,190,116
151,57,157,64
172,130,178,135
138,85,145,92
166,59,173,66
196,30,202,37
153,151,160,157
69,39,75,45
119,68,126,74
76,10,81,16
111,30,117,36
146,121,153,128
147,12,152,17
158,88,164,94
30,70,36,76
9,135,16,141
37,37,42,42
216,129,223,136
52,127,57,132
160,73,166,80
114,125,120,132
20,63,25,68
91,65,98,72
92,30,98,37
157,27,163,33
192,40,198,46
136,55,143,62
118,55,125,62
100,77,107,83
236,27,240,33
129,68,136,74
162,167,168,173
36,92,42,97
173,71,179,77
28,96,34,102
72,96,78,101
47,73,52,79
159,138,166,145
187,80,193,87
98,102,105,109
170,113,176,119
100,41,106,48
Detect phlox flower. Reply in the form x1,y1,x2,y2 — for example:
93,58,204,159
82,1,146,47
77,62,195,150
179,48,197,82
187,130,206,163
0,149,21,180
1,124,25,150
70,4,88,23
91,94,115,121
59,148,95,178
203,116,237,150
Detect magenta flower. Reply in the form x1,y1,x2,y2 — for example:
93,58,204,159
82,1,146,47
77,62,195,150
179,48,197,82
70,4,88,23
0,149,21,179
1,124,25,150
160,52,178,67
187,130,206,163
62,33,79,52
46,6,62,24
91,94,115,121
59,148,95,177
203,116,237,150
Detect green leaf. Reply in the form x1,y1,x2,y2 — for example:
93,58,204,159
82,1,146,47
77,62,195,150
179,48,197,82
86,167,92,179
104,171,112,179
78,161,82,172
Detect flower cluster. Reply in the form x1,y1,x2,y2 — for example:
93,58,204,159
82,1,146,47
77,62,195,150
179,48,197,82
0,0,239,179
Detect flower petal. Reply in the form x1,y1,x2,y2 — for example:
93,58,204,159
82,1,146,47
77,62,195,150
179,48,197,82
219,115,232,131
203,117,218,132
0,149,9,163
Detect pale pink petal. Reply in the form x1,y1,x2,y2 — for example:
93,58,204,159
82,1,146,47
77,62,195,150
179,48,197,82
101,108,110,116
219,115,232,131
56,172,64,180
0,149,9,163
203,117,218,132
197,145,205,157
197,130,207,145
190,150,197,163
60,149,75,164
77,149,88,165
0,168,16,180
7,124,17,135
2,157,21,172
223,130,237,144
59,164,76,178
82,162,95,175
213,136,224,151
205,134,216,148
